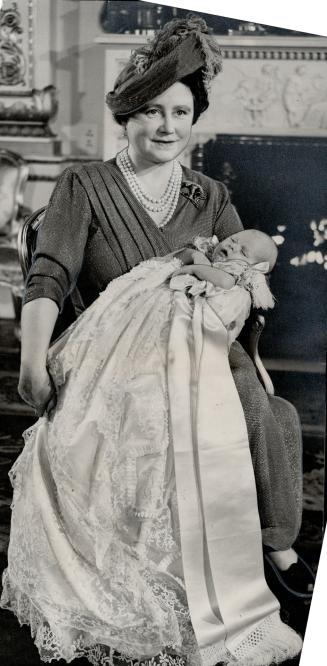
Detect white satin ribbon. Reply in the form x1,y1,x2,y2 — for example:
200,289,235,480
167,292,279,661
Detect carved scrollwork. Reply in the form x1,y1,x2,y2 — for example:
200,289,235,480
0,2,26,87
0,85,58,136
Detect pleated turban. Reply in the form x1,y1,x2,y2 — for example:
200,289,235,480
106,16,223,119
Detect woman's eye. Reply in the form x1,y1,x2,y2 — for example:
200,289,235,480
145,108,159,116
175,109,188,116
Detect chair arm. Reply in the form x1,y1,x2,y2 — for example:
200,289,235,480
17,206,47,279
248,313,275,396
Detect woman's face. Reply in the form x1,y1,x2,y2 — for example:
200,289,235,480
125,82,194,167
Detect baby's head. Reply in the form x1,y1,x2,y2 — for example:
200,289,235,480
212,229,278,272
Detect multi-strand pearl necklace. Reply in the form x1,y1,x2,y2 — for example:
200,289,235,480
116,147,182,228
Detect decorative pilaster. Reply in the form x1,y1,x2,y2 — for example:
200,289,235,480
0,1,58,145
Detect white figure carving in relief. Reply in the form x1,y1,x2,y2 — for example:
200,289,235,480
235,64,280,126
283,65,327,128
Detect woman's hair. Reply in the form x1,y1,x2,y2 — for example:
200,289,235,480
113,68,209,127
180,69,209,124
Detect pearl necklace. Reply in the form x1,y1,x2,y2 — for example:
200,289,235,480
117,148,182,228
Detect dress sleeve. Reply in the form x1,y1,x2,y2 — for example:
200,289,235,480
23,167,92,312
212,182,243,241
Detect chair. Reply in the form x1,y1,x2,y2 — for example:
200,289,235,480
0,149,29,245
0,150,30,325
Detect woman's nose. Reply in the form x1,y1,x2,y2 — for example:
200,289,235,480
158,114,174,134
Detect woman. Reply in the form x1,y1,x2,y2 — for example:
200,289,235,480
7,15,309,665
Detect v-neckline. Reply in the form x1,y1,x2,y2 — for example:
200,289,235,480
106,159,188,240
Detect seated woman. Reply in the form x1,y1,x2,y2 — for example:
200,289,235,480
1,228,303,666
6,14,313,664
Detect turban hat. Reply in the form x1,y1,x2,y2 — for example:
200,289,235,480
106,15,223,119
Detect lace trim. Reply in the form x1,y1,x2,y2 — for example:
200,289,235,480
1,572,197,665
228,611,302,666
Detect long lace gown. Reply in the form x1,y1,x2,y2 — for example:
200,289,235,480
1,256,302,666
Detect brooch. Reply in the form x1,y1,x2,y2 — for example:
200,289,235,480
180,181,207,208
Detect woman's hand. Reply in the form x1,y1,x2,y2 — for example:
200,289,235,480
18,364,56,417
191,250,211,266
174,248,211,266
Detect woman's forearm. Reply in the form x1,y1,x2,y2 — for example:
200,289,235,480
19,298,60,414
20,298,59,370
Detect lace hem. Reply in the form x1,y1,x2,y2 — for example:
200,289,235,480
1,571,302,666
0,573,198,665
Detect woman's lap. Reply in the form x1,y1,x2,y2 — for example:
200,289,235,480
229,341,302,550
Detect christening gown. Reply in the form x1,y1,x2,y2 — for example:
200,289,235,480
1,254,302,666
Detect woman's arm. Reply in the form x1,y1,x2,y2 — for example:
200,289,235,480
20,168,92,414
24,167,92,312
18,298,59,415
175,264,235,289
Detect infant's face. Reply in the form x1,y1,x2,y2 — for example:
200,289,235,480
213,230,272,266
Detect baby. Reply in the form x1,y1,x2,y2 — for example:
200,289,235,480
170,229,278,313
174,229,278,292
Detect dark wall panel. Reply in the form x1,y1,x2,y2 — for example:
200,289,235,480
204,136,327,363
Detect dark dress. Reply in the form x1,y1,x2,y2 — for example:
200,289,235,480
24,159,302,550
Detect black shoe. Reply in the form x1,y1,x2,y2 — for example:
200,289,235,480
264,552,315,600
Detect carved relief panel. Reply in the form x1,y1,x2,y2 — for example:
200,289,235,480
196,37,327,137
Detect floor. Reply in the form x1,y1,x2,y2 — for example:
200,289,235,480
0,319,324,666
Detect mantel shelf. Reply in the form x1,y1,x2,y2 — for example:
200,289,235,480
95,34,327,49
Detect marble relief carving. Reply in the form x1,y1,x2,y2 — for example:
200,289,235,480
283,66,327,128
201,58,327,135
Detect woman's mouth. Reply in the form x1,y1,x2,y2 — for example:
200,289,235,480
152,140,176,146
